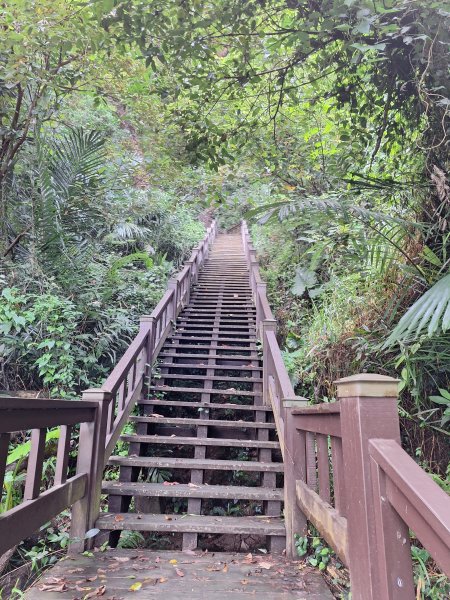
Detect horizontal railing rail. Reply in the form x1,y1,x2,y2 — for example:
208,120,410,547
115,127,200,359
241,219,450,600
0,397,98,557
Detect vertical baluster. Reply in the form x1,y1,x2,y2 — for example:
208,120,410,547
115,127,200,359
24,428,46,501
305,432,317,491
316,433,331,504
0,433,10,492
118,378,127,412
107,394,115,434
331,436,345,514
55,425,72,486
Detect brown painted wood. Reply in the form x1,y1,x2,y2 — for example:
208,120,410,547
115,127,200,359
296,480,348,564
24,428,46,501
0,474,87,556
130,416,275,428
26,549,334,600
101,481,283,500
96,513,285,535
120,435,280,449
108,456,284,473
138,399,271,411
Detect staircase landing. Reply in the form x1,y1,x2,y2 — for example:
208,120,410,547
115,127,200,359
27,550,334,599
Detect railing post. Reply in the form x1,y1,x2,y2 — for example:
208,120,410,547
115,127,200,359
140,315,154,398
167,278,179,320
70,388,112,552
337,374,402,600
256,282,267,329
262,319,277,406
283,400,307,558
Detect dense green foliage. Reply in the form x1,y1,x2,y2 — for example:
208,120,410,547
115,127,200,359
0,1,449,596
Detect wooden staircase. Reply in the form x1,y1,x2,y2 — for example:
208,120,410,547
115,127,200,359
96,232,286,552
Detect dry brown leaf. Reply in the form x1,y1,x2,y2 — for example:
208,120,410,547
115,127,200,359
258,561,273,570
68,568,84,574
175,568,185,577
159,577,168,583
114,515,124,522
85,585,106,598
222,564,228,573
241,579,249,585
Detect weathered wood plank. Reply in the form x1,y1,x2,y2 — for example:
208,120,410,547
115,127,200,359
108,456,284,472
26,550,334,600
120,434,280,449
101,482,283,500
296,480,348,564
97,513,285,535
130,416,275,428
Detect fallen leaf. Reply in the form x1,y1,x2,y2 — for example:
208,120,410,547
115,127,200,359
187,483,199,488
68,568,84,574
85,586,106,598
129,582,142,591
113,556,130,562
164,515,173,521
39,583,67,592
222,564,228,573
87,576,98,582
175,569,185,577
241,579,249,585
163,481,179,486
169,559,178,564
114,515,124,522
159,577,168,583
259,562,273,570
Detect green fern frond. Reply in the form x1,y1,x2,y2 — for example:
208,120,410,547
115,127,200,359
384,273,450,347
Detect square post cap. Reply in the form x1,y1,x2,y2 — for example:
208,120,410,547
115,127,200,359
335,373,400,398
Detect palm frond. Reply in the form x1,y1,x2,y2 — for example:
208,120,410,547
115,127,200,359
384,273,450,347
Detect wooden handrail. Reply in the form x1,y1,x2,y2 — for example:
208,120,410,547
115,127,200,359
0,397,98,556
241,219,450,599
369,439,450,583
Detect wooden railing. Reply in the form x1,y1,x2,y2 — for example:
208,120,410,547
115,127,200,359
0,220,217,559
0,397,98,556
241,220,450,600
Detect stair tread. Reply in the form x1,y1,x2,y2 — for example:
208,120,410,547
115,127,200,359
108,455,283,472
96,513,285,535
139,399,271,411
159,352,261,361
154,374,261,383
120,434,280,448
101,481,283,500
129,416,275,428
149,385,258,396
161,344,257,352
157,362,263,371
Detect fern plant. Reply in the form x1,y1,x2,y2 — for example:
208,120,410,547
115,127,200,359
384,273,450,346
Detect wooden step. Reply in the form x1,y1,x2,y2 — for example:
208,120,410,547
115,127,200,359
101,481,283,501
157,362,263,371
154,373,261,383
159,352,261,362
169,335,257,343
120,434,280,449
108,456,284,472
96,513,285,535
138,399,271,411
149,385,258,396
161,344,257,352
130,416,275,428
